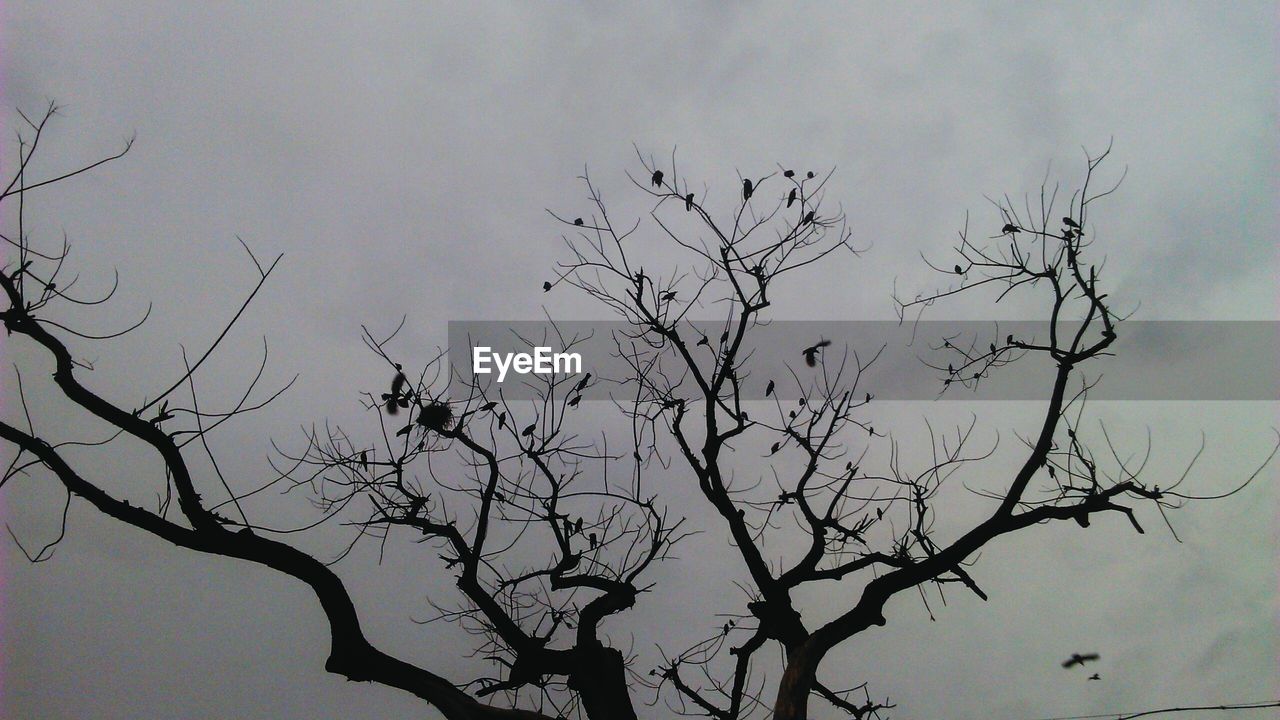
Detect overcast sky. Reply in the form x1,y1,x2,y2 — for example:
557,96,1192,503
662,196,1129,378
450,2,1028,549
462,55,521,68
2,3,1277,720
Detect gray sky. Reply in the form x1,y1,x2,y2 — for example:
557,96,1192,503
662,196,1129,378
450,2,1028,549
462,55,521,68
2,3,1276,719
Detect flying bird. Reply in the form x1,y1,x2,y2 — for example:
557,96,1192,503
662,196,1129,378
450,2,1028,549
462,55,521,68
1062,216,1081,229
651,169,664,187
743,178,754,201
1087,673,1100,681
384,371,409,415
802,338,832,367
685,192,695,211
1061,653,1100,668
787,188,797,208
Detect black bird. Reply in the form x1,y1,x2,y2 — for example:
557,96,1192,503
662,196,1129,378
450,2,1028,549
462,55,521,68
685,192,695,211
989,342,996,353
697,335,710,347
802,210,816,224
783,169,795,178
954,264,964,275
651,169,664,187
743,178,754,201
521,422,537,437
765,380,775,397
1062,216,1081,229
1087,673,1100,681
562,518,573,537
359,450,368,470
1006,334,1014,345
806,171,815,179
1062,653,1100,668
497,411,507,429
568,395,581,407
574,217,584,226
1002,223,1019,234
384,371,409,415
770,441,782,455
802,339,832,367
480,401,498,412
787,188,797,208
574,373,592,393
588,532,598,549
574,518,583,534
660,290,677,302
543,281,552,292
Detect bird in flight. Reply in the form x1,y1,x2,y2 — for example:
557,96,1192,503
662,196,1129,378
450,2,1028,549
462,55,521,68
743,178,754,201
802,339,832,367
1062,652,1100,668
651,170,664,187
1087,673,1100,681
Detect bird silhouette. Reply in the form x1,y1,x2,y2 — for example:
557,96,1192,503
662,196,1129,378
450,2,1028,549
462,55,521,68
568,395,581,407
1087,673,1100,681
1002,223,1019,234
588,532,598,549
802,339,832,367
1062,216,1081,229
651,170,664,187
574,517,583,534
783,169,795,178
697,335,710,347
562,518,573,536
497,411,507,429
480,401,498,412
954,264,964,275
574,217,584,226
660,290,677,302
685,192,695,211
787,188,797,208
743,178,754,201
802,210,816,224
359,450,368,470
543,281,552,292
806,171,815,179
574,373,592,393
1062,653,1100,668
765,380,775,397
521,422,537,437
383,371,409,415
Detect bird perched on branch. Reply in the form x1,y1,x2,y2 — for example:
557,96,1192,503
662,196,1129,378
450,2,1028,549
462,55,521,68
765,380,775,397
802,339,832,367
742,178,754,201
574,217,584,226
1002,223,1019,234
787,188,797,208
651,169,664,187
1062,216,1081,230
685,192,695,211
1062,652,1100,668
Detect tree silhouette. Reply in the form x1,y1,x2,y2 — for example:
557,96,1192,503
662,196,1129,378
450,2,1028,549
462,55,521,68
2,106,1276,720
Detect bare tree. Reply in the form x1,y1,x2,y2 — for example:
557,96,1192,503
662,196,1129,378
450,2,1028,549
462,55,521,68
2,107,1275,720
